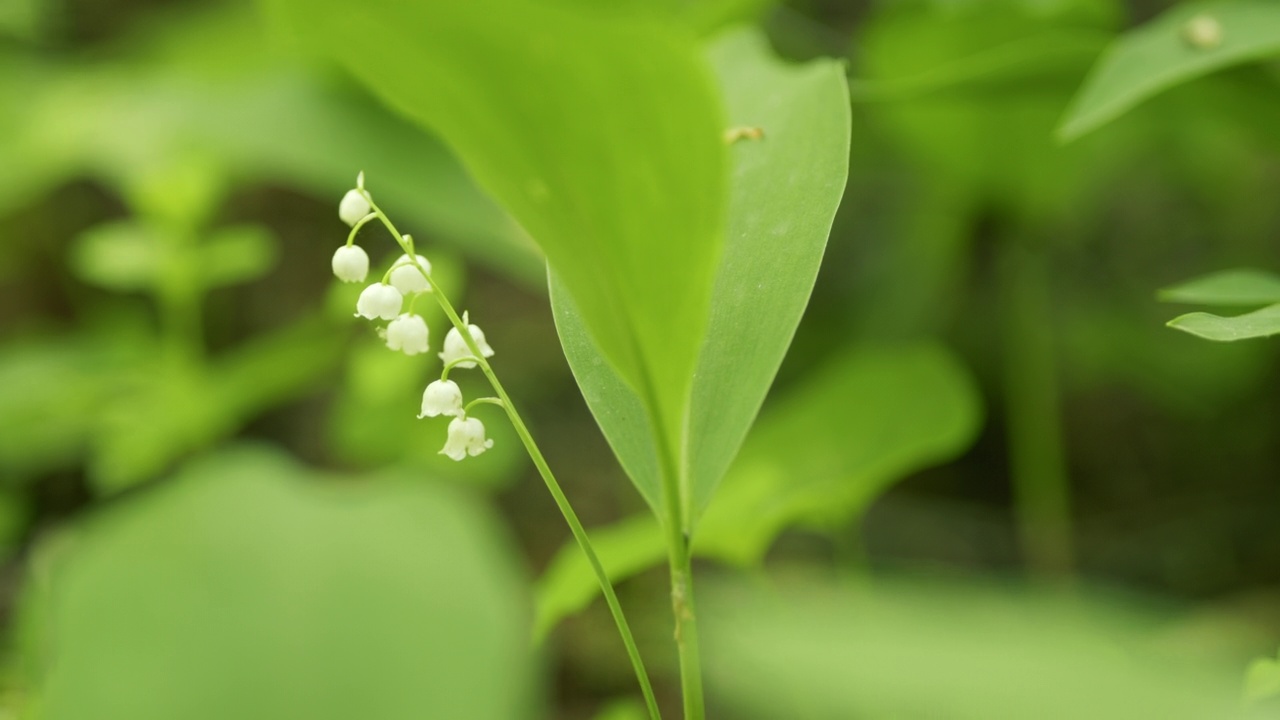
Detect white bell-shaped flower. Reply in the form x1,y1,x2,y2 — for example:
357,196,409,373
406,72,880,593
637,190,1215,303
419,379,464,418
355,282,403,321
331,245,369,283
339,189,372,227
440,416,493,461
385,313,430,355
439,322,495,369
389,252,433,295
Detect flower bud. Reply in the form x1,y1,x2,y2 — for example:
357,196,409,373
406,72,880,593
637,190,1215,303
440,416,494,461
386,313,430,355
419,379,464,418
389,253,433,295
439,323,495,369
331,245,369,283
339,189,372,226
355,282,403,321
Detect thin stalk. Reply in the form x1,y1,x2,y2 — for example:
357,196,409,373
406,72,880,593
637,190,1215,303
641,377,705,720
998,238,1074,581
362,199,662,720
667,532,704,719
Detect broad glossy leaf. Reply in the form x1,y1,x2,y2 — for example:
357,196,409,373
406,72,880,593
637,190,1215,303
23,448,534,720
268,0,728,472
1168,303,1280,342
1159,268,1280,306
703,578,1253,720
534,343,980,636
552,29,850,525
1059,0,1280,141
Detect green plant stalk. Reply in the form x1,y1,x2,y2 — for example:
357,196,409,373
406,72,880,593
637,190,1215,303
641,378,705,720
999,239,1074,581
667,535,704,720
362,202,663,720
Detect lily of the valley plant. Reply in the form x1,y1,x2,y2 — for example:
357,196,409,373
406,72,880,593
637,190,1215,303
329,173,662,716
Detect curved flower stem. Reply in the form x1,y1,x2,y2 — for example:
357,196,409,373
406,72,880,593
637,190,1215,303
362,197,662,720
347,213,378,246
464,397,505,414
441,356,482,381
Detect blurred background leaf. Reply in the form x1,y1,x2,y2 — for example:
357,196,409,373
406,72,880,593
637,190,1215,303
702,574,1263,719
1245,649,1280,704
535,342,980,636
1060,0,1280,141
20,446,537,720
1161,268,1280,306
1167,304,1280,342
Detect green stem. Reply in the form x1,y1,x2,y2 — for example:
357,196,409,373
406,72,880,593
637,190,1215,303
667,532,704,720
363,199,662,720
999,238,1074,581
641,376,704,720
464,397,505,414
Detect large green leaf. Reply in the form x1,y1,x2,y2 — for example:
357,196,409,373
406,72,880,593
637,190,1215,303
1059,0,1280,141
1167,304,1280,342
552,29,850,526
22,447,534,720
702,578,1255,719
268,0,728,482
534,343,980,637
1160,268,1280,306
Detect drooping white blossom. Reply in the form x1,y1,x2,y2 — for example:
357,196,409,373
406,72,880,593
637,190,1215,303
439,321,495,369
440,416,493,461
419,379,464,418
331,245,369,283
385,313,430,355
355,282,403,321
339,189,372,227
389,251,433,295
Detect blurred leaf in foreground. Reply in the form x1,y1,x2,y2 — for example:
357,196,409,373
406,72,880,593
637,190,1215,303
21,446,535,720
703,575,1261,719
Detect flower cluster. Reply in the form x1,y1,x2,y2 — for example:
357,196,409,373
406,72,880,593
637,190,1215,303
333,173,499,460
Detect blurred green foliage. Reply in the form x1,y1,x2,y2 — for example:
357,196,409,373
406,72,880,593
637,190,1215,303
1,0,1279,716
535,342,979,636
702,575,1264,719
20,447,535,720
